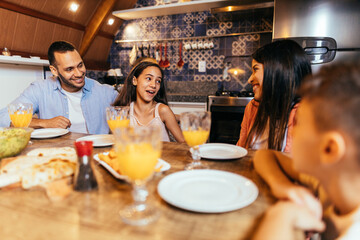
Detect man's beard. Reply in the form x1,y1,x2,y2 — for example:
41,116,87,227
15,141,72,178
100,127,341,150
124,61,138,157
57,71,84,92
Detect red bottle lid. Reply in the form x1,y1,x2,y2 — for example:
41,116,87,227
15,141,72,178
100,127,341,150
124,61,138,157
74,141,93,157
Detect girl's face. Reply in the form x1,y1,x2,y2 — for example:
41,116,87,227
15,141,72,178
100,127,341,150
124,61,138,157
248,59,264,101
133,66,162,103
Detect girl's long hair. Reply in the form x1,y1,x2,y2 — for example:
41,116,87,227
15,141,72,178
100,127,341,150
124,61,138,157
245,40,312,150
113,61,167,106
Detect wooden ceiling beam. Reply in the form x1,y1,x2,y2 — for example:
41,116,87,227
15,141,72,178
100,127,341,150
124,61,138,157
0,0,114,39
79,0,117,56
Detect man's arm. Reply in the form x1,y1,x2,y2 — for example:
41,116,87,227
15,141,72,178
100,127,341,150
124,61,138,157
29,116,71,129
254,150,318,207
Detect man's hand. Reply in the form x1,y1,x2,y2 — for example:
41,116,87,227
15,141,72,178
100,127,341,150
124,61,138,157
269,201,325,231
29,116,71,129
285,186,322,218
253,201,325,240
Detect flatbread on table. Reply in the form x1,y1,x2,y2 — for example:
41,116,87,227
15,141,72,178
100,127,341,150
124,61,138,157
0,147,77,189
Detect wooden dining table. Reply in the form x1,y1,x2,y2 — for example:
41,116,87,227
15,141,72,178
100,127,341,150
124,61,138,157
0,132,279,240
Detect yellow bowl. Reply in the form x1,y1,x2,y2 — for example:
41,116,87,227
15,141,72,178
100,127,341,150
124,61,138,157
0,127,33,159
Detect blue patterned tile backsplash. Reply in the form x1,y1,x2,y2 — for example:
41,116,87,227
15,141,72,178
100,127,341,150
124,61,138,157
108,1,273,101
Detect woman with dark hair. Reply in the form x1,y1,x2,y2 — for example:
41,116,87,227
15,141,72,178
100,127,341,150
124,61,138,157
113,61,184,142
236,40,312,152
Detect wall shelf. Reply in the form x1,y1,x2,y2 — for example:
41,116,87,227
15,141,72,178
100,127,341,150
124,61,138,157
115,30,272,43
0,55,49,66
112,0,273,20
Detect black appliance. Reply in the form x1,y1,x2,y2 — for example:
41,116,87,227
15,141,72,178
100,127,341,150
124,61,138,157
207,91,253,144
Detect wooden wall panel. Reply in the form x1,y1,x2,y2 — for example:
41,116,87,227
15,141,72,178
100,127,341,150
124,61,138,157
31,20,56,55
0,8,18,49
84,35,112,62
17,0,45,10
51,24,83,49
83,36,113,69
12,14,37,52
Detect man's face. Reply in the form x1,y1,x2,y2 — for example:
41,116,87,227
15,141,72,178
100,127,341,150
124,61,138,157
292,101,322,176
50,50,86,92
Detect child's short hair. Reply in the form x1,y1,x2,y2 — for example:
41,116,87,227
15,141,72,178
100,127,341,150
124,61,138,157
299,62,360,158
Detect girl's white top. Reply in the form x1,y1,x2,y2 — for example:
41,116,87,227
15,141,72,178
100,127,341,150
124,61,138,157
129,102,170,142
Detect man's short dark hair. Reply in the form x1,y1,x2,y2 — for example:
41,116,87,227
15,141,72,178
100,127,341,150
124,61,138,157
48,41,76,66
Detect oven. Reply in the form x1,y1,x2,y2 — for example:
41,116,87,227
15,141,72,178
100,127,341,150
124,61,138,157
207,93,253,144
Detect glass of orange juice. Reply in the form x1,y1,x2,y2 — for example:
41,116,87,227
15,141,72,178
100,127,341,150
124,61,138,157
8,102,33,128
106,106,130,133
114,126,162,226
180,111,211,170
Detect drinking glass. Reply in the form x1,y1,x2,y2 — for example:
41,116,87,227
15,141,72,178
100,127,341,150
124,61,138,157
180,111,211,170
106,106,130,133
8,102,33,128
114,126,162,226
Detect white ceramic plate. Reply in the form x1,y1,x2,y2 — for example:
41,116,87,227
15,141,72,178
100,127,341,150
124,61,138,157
76,134,114,147
30,56,40,60
93,152,171,181
191,143,248,160
31,128,69,139
158,169,258,213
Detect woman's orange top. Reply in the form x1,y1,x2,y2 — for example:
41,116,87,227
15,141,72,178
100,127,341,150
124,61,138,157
236,99,299,153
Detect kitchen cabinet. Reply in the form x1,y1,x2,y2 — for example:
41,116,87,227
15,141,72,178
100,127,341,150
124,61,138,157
113,0,273,20
0,56,49,109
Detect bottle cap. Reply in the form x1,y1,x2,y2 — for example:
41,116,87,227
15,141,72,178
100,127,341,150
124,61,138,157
74,141,93,157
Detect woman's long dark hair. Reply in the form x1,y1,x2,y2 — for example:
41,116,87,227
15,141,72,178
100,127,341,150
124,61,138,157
245,40,312,150
113,61,168,106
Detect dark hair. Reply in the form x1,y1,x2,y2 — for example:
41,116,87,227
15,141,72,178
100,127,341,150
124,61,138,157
48,41,76,66
299,62,360,159
246,39,312,150
113,61,167,106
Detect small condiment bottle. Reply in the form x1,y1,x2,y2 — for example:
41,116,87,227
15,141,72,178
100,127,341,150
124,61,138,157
2,47,11,56
73,141,98,191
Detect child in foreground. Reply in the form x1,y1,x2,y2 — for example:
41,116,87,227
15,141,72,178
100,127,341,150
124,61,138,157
252,62,360,240
113,61,184,143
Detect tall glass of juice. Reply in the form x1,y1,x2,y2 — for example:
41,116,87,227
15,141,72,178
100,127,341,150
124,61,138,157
180,111,211,170
8,102,33,128
114,126,162,226
106,106,130,132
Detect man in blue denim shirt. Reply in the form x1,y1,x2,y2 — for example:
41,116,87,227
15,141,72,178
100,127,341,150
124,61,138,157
0,41,118,134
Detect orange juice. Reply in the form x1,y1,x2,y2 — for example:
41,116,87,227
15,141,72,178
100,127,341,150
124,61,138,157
107,118,130,132
182,129,209,147
116,143,160,181
10,112,32,127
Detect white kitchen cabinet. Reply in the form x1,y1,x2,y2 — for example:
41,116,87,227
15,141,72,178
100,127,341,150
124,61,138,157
0,56,49,109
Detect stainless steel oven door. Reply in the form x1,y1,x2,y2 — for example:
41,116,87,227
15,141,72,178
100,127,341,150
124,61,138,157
209,105,246,144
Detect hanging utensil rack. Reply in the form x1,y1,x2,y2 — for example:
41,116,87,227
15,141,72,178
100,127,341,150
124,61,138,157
115,30,271,44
